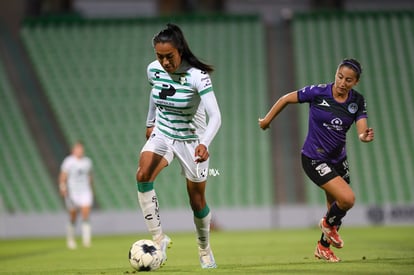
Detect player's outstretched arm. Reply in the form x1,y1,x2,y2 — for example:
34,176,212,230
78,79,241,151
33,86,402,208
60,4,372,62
258,91,299,130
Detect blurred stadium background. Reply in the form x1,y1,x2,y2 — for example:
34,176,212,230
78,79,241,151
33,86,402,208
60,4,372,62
0,0,413,238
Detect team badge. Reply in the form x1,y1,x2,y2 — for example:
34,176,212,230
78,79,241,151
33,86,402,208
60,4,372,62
180,75,187,85
348,103,358,114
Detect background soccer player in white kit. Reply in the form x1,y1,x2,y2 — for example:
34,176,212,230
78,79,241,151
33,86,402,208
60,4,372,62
135,23,221,268
59,141,94,249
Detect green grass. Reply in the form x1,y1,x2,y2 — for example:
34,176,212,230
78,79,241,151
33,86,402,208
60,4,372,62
1,226,413,274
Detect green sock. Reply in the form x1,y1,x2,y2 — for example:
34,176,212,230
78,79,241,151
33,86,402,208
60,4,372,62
136,181,154,192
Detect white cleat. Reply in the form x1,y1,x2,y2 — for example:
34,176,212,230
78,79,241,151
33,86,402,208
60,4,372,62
199,245,217,269
155,234,172,265
67,239,77,250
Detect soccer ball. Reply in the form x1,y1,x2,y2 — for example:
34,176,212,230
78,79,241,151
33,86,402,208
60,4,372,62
128,239,163,271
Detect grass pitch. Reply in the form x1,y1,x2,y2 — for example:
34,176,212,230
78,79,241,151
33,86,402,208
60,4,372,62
1,226,413,274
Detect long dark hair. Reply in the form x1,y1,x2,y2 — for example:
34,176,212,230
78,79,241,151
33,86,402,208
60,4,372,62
152,23,214,73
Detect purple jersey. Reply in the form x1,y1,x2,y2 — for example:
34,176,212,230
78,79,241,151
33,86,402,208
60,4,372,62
298,83,367,163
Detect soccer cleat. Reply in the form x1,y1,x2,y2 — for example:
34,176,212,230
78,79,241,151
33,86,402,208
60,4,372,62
67,238,77,250
198,245,217,269
319,217,344,249
155,234,172,265
82,239,91,248
314,241,341,262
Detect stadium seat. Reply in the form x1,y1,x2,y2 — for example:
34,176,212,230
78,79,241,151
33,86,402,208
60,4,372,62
0,58,63,213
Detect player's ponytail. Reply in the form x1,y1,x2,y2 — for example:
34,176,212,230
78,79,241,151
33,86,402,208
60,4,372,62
152,23,214,73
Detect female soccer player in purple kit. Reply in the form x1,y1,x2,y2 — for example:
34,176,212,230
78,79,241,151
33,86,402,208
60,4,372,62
259,58,374,262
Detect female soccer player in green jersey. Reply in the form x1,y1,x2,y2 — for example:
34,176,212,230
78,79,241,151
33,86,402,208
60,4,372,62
135,23,221,269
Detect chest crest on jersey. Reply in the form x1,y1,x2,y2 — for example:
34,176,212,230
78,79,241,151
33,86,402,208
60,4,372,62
179,74,187,85
348,103,358,114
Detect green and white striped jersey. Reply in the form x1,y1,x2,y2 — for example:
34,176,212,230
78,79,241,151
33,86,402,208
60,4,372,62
146,60,221,147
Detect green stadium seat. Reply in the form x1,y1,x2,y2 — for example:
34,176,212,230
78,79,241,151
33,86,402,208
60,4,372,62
0,58,63,213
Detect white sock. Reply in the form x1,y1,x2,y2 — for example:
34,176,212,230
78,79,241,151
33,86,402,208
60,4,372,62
67,222,75,241
194,211,211,249
66,222,77,249
137,190,163,240
82,221,91,247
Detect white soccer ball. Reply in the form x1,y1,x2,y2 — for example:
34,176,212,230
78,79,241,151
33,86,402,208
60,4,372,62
129,239,163,272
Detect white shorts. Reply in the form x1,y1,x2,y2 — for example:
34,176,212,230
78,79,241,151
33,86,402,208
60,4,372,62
141,128,209,182
65,191,93,210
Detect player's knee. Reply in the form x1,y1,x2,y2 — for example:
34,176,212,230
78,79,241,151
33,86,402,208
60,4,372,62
136,169,150,182
339,194,355,210
136,173,150,182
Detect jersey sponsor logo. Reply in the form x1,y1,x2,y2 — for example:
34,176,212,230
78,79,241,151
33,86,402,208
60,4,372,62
348,103,358,114
159,84,176,99
323,118,343,131
318,99,330,107
315,163,332,176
